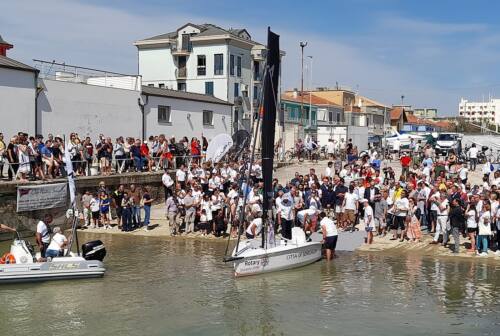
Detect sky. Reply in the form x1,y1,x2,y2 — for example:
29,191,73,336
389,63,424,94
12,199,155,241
3,0,500,115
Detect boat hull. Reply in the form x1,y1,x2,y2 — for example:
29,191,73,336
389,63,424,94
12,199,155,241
0,259,105,284
233,242,322,277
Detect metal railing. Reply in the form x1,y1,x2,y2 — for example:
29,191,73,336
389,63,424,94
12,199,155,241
33,59,142,91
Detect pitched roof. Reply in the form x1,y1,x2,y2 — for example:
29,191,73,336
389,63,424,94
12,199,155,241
281,92,341,107
356,95,389,108
0,55,38,73
141,85,232,106
390,107,403,120
136,23,260,45
0,34,12,46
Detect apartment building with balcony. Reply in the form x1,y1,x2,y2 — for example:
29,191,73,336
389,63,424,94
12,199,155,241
458,98,500,125
134,23,271,133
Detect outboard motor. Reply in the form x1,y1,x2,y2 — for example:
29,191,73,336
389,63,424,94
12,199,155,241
82,240,106,262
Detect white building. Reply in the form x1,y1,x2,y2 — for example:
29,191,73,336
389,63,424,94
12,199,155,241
0,37,232,141
459,98,500,125
134,23,269,132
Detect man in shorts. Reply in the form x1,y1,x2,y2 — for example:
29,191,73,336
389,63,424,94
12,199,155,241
319,212,338,260
361,198,375,244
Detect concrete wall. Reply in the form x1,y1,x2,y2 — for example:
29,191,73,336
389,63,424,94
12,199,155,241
38,79,142,139
144,94,232,140
0,67,36,139
0,171,167,240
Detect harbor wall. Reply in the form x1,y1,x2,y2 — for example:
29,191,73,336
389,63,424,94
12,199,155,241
0,171,167,240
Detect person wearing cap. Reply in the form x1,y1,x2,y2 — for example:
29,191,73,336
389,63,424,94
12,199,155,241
361,198,375,244
319,211,338,260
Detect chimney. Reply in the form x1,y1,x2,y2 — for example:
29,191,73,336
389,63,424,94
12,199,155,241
0,34,13,57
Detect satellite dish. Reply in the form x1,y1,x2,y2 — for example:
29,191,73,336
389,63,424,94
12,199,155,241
206,134,233,163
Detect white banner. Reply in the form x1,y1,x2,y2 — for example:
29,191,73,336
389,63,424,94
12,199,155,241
17,183,68,212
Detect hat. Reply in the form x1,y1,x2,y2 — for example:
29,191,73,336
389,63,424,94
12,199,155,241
359,198,369,203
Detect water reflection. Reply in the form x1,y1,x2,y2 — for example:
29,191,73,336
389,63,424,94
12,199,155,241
1,234,499,335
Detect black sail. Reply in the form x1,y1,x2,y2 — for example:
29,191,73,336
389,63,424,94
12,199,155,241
261,28,280,247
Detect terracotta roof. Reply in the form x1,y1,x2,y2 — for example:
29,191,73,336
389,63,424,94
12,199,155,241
281,92,339,106
390,107,403,120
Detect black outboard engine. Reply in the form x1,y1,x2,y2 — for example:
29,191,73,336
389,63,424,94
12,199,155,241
82,240,106,262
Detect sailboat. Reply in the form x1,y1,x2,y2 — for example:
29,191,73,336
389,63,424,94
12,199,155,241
224,28,322,277
0,145,106,283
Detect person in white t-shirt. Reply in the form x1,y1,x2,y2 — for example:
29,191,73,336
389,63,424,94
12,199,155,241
361,198,375,244
175,164,187,189
36,214,53,258
45,227,68,258
319,212,338,260
162,169,174,199
467,144,479,171
246,216,263,239
342,185,358,230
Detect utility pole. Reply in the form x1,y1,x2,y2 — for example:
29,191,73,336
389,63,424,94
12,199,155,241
308,55,313,128
401,95,405,107
300,41,307,140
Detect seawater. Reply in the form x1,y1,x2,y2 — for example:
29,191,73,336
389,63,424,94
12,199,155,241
1,233,499,336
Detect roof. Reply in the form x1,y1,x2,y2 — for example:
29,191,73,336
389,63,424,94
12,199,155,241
136,23,260,45
0,34,12,46
356,95,389,108
390,107,403,121
141,86,233,106
281,92,342,107
0,55,38,73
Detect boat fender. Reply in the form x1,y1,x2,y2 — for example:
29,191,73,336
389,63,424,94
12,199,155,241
0,253,16,264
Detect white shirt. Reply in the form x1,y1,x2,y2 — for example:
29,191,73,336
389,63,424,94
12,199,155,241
321,217,338,237
246,218,263,236
162,173,174,188
459,167,468,180
478,212,492,235
36,221,50,243
277,198,294,220
364,205,375,228
468,147,479,159
395,198,409,217
437,198,449,216
90,197,100,212
47,233,67,251
297,208,317,224
324,166,333,178
176,169,186,182
326,142,335,154
466,210,477,228
344,192,358,211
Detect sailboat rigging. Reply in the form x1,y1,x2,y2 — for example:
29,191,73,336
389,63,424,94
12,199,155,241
223,28,322,277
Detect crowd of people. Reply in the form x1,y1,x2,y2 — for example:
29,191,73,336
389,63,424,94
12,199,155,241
0,131,209,182
75,135,500,259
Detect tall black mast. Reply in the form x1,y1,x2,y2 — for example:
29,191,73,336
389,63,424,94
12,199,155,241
261,28,280,248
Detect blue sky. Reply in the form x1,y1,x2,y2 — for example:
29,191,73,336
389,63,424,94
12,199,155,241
3,0,500,115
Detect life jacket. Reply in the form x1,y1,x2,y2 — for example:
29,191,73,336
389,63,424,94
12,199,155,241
0,253,16,264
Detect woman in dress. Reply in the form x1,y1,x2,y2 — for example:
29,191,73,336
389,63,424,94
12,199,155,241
406,197,422,242
465,201,478,253
16,143,31,182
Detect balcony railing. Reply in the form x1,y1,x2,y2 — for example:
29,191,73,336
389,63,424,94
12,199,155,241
175,68,187,79
171,42,192,55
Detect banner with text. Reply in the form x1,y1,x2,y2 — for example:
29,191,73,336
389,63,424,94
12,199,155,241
17,183,68,212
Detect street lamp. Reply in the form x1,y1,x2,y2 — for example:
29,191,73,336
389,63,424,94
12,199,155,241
307,55,313,127
401,95,405,107
299,41,307,139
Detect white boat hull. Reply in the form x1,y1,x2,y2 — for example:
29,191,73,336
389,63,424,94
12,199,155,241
0,258,105,284
232,240,322,277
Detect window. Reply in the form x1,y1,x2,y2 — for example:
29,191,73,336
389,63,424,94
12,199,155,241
234,83,239,97
159,83,165,89
203,110,213,126
230,55,235,76
177,82,186,91
158,105,171,123
253,85,259,101
205,81,214,96
147,84,154,87
237,56,242,77
197,55,206,76
214,54,224,75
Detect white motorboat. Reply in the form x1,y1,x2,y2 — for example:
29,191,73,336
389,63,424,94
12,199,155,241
0,233,106,284
228,228,322,277
0,142,106,284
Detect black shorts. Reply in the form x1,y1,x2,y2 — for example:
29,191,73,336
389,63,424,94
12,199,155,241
393,216,406,230
429,210,437,223
116,206,123,218
324,235,338,250
467,227,477,234
92,211,100,220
